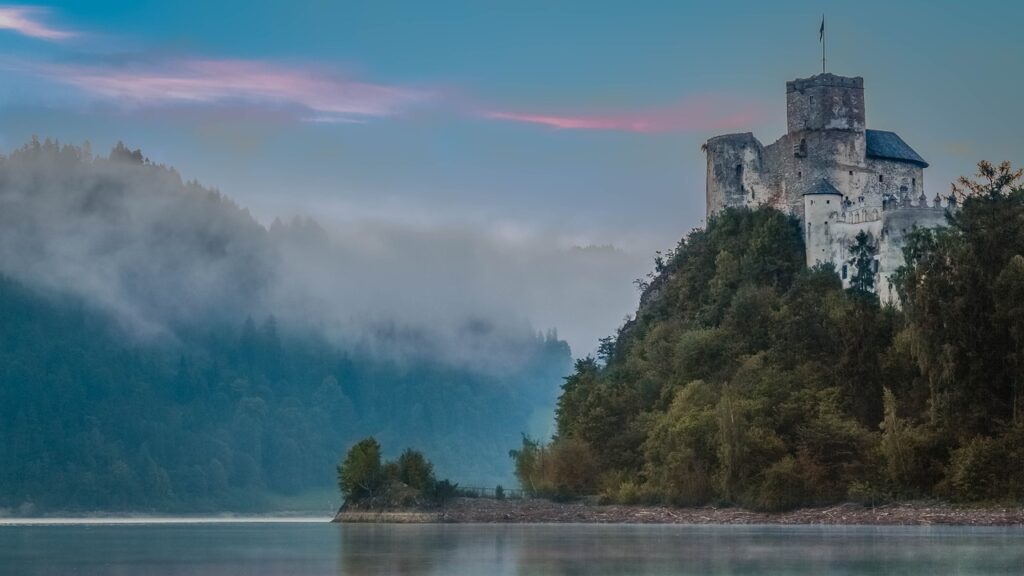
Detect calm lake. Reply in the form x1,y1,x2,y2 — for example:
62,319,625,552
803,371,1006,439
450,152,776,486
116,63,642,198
1,520,1023,575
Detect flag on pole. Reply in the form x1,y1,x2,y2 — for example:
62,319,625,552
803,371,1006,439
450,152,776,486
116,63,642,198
819,16,825,42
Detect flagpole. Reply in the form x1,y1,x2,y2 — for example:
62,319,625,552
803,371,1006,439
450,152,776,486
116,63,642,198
821,14,826,74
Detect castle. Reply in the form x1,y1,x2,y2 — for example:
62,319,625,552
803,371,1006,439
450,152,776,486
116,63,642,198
704,73,953,301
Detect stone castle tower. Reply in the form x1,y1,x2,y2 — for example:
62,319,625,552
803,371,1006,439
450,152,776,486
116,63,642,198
704,73,952,301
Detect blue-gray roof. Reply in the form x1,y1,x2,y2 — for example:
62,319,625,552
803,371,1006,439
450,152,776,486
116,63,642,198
866,130,929,168
803,179,842,196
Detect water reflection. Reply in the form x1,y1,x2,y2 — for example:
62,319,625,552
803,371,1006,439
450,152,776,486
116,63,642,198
1,521,1023,575
338,523,1024,576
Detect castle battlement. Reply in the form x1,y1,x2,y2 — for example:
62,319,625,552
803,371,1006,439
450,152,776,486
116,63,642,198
786,73,864,93
703,72,945,302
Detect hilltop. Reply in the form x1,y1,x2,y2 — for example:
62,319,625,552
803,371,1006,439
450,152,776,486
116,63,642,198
511,161,1024,511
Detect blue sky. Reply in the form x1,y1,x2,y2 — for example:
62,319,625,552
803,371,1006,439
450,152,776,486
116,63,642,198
0,0,1021,351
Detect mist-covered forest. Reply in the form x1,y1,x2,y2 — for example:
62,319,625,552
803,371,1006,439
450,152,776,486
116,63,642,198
0,138,571,513
514,162,1024,511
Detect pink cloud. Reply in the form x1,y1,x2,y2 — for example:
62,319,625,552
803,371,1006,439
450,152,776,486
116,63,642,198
34,58,433,121
480,97,761,134
0,5,74,40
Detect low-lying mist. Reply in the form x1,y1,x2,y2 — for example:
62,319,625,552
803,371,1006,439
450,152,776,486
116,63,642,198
0,137,647,363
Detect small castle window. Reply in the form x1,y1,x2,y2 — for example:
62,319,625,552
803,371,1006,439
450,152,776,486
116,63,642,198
798,171,802,179
842,265,848,279
879,175,884,182
912,178,916,187
826,200,830,204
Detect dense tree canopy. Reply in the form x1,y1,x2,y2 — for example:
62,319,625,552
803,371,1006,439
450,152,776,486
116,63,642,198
515,163,1024,509
0,273,569,513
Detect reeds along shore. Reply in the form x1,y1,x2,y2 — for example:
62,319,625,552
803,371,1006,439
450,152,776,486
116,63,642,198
333,497,1024,526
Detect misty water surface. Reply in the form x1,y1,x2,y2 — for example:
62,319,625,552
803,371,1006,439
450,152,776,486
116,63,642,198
1,521,1023,575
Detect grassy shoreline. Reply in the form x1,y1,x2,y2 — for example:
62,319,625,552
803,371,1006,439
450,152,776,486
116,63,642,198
333,497,1024,526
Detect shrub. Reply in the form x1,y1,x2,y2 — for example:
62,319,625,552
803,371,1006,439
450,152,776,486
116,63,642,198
548,438,598,498
510,436,598,499
879,389,946,495
846,481,889,507
946,432,1024,502
396,449,435,492
603,479,660,505
430,479,459,505
750,456,809,512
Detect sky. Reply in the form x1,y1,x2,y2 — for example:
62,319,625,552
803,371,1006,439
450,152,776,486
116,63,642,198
0,0,1021,353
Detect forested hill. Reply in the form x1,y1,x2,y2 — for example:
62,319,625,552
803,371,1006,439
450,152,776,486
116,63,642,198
0,139,571,513
514,161,1024,511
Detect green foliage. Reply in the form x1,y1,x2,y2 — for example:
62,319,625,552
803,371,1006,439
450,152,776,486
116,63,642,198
894,161,1024,434
847,230,878,296
947,429,1024,501
509,436,545,495
396,449,435,492
338,438,384,502
531,169,1024,510
337,439,460,508
509,435,597,500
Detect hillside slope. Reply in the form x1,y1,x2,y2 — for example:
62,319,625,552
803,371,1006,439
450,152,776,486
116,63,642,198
518,164,1024,510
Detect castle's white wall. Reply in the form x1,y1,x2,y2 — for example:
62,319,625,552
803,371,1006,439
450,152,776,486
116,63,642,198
803,192,844,268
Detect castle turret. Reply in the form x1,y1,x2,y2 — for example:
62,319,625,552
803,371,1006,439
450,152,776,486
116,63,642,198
704,133,764,217
802,180,843,268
